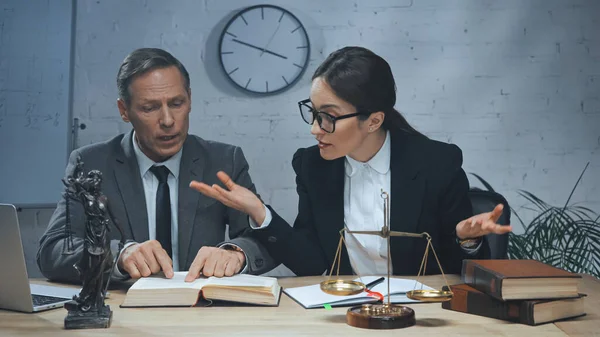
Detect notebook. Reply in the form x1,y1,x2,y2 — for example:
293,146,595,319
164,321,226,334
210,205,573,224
284,276,435,309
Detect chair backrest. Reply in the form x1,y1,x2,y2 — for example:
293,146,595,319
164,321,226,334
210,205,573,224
468,188,511,259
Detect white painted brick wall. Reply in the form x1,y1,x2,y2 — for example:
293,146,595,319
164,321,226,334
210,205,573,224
19,0,600,277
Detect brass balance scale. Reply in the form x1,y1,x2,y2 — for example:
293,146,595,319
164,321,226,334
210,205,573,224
320,191,453,329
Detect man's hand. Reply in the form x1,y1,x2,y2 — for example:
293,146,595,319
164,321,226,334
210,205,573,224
185,246,245,282
117,240,174,279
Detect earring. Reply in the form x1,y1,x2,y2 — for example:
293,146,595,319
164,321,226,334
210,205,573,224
369,127,374,132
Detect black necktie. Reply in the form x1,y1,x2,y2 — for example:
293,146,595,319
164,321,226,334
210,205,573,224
150,165,172,258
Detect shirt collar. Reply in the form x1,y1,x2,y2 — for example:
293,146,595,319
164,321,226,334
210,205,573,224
345,130,391,177
132,130,182,179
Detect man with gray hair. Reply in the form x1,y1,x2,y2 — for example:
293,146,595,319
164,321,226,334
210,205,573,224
38,48,274,282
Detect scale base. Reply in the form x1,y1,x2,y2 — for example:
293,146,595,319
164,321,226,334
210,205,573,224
346,303,415,329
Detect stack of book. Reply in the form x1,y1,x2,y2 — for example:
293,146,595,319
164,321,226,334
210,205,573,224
441,259,586,326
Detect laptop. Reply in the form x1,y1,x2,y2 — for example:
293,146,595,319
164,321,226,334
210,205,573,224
0,203,80,312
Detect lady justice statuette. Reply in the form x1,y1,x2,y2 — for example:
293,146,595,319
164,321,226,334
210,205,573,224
61,157,125,329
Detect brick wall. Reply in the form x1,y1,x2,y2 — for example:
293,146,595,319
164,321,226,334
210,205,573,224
16,0,600,277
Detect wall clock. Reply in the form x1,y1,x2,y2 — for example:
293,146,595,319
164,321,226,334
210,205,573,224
218,4,311,95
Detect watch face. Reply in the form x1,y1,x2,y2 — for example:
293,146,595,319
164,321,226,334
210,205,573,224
219,5,310,95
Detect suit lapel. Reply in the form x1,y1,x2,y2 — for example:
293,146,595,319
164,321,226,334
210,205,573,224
312,156,352,274
390,132,424,234
177,136,207,269
114,131,149,242
389,132,425,273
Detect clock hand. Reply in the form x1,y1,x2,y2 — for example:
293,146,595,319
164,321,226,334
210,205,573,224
261,21,282,57
231,39,288,60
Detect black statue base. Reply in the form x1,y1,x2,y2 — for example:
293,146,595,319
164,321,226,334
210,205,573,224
64,301,112,329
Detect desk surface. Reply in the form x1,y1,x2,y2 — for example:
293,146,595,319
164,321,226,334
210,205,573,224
1,274,598,336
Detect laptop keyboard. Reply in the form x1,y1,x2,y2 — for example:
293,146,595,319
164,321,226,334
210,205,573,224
32,294,70,307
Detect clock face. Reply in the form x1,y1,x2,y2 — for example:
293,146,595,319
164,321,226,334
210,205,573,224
219,5,310,95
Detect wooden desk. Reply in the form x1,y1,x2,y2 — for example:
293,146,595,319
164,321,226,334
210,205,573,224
1,274,598,336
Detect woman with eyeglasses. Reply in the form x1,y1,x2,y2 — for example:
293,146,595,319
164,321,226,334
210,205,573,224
191,46,511,276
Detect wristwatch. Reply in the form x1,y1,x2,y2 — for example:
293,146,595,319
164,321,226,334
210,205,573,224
220,244,243,252
457,237,482,249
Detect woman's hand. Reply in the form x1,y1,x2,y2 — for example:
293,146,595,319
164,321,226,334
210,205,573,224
189,171,266,225
455,204,512,239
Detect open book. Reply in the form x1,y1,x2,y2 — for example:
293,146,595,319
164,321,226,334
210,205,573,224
121,272,281,307
284,276,435,309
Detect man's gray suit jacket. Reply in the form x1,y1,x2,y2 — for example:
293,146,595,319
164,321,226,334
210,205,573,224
37,131,275,282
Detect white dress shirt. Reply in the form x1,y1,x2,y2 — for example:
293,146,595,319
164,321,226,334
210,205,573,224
343,130,393,275
132,131,183,272
112,131,183,278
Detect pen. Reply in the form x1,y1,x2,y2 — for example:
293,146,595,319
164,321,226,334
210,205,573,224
364,277,385,290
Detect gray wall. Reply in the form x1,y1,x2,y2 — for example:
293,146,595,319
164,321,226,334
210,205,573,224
0,0,74,278
0,0,73,207
10,0,600,278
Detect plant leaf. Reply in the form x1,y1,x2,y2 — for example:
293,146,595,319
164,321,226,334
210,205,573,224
518,190,550,212
562,162,589,210
478,165,599,278
469,173,496,192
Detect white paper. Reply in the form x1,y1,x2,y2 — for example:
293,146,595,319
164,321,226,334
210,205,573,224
283,276,434,309
207,274,277,288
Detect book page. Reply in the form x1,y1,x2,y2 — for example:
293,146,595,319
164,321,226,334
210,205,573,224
206,274,277,288
128,272,209,290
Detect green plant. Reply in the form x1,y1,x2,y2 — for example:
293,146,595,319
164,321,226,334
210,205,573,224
471,162,600,278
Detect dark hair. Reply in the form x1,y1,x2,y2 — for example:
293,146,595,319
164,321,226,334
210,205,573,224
116,48,190,105
312,46,423,136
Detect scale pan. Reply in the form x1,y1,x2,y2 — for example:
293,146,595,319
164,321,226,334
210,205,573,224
320,280,365,296
406,289,453,302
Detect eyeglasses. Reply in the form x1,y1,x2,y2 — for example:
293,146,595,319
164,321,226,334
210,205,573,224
298,99,368,133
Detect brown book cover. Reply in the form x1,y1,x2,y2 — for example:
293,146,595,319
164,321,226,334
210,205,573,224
441,284,586,326
461,259,581,300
